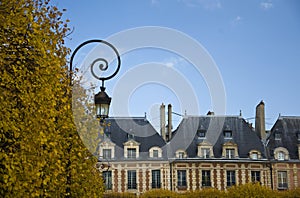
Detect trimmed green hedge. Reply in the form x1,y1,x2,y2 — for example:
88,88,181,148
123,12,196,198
104,183,300,198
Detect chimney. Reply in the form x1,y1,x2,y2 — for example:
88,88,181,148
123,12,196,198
160,103,166,141
255,100,266,140
207,111,214,115
167,104,172,141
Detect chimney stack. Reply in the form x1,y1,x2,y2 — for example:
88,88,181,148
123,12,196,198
167,104,172,141
160,103,166,141
255,100,266,140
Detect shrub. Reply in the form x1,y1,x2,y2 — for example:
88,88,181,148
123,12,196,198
103,192,137,198
140,189,179,198
225,183,275,198
182,188,225,198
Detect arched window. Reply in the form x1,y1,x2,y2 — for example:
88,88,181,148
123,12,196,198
274,147,289,161
176,149,187,159
249,149,262,160
149,146,162,158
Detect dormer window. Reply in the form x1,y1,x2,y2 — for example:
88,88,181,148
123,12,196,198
178,152,185,159
99,140,115,160
176,150,187,159
201,148,210,158
224,125,232,139
275,129,281,140
127,148,136,159
197,130,206,138
197,125,206,138
222,142,238,158
224,131,232,139
149,147,162,158
197,140,214,158
124,139,140,159
251,152,258,159
274,147,289,161
249,150,261,160
226,149,235,159
153,150,159,158
278,151,285,161
127,133,134,140
103,149,112,159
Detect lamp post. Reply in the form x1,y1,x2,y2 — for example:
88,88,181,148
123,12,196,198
70,39,121,120
69,39,121,195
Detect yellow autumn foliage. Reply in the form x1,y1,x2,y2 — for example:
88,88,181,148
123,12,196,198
0,0,104,197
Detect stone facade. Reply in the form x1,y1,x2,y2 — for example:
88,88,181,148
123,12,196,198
98,103,300,194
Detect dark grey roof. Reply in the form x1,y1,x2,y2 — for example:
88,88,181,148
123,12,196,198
104,117,167,161
103,116,266,161
171,116,265,159
267,116,300,159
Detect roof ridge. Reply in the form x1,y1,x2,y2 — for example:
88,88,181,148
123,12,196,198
108,116,147,120
279,116,300,119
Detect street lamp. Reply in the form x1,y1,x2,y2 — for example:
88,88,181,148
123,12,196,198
70,39,121,120
94,86,111,119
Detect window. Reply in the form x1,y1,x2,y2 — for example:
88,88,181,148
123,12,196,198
278,151,285,160
127,133,134,140
152,170,161,189
127,148,136,159
150,147,162,158
201,148,210,159
227,171,236,187
226,149,235,159
103,171,112,190
275,131,281,140
177,170,187,188
153,150,159,158
251,152,258,160
127,170,137,189
202,170,211,187
103,149,112,159
178,152,185,159
197,130,206,138
224,131,232,138
278,171,288,190
251,171,260,183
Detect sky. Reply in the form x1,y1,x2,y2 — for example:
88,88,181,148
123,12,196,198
52,0,300,131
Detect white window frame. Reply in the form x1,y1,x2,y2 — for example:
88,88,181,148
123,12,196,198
226,148,235,159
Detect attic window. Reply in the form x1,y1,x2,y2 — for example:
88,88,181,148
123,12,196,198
176,150,187,159
249,150,261,160
251,152,258,160
275,130,281,140
224,131,232,139
178,152,185,159
197,130,206,138
278,151,285,161
127,133,134,140
153,150,159,158
274,147,289,161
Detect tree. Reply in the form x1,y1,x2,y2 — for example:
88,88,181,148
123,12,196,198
0,0,104,196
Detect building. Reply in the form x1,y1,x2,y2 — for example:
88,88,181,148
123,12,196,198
97,101,300,194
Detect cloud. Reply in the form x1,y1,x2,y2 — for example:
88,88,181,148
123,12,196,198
231,16,242,26
179,0,222,10
260,1,273,10
163,57,186,68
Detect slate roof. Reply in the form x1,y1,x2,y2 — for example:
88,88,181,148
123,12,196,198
267,116,300,160
103,115,266,161
171,116,265,159
104,117,167,161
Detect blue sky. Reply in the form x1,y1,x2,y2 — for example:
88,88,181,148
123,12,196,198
53,0,300,130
